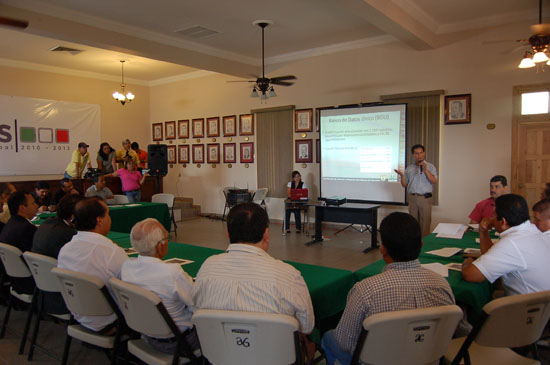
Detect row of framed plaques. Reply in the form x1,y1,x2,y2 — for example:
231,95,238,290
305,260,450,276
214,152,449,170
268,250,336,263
153,114,254,141
166,143,254,164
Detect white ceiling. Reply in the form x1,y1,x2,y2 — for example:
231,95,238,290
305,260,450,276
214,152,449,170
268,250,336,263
0,0,545,83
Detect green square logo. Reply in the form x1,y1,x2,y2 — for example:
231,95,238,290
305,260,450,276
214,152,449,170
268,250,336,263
20,127,36,143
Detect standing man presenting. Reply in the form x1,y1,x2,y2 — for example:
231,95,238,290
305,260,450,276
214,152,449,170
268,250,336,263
395,144,437,237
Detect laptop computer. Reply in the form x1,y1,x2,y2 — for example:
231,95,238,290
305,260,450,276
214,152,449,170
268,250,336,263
290,188,308,201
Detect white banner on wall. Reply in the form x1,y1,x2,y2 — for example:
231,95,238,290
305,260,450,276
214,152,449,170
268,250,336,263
0,95,101,176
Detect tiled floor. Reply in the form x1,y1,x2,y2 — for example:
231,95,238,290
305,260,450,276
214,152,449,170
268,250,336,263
0,217,547,364
0,217,379,364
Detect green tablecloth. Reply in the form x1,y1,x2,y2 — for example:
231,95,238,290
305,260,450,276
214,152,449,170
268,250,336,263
354,232,494,322
109,232,355,322
36,202,171,233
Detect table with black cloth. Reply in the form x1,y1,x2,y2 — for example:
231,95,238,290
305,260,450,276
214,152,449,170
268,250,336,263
35,202,171,233
107,232,356,341
353,231,494,322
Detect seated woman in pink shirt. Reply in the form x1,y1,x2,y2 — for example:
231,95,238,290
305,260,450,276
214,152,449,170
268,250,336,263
107,159,148,203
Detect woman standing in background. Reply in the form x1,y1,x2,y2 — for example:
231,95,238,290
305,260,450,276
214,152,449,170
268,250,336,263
97,142,116,173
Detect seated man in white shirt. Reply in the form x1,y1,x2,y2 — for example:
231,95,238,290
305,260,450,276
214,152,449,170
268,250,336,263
85,174,114,200
462,194,550,295
58,197,128,334
532,198,550,235
121,218,199,354
192,202,316,361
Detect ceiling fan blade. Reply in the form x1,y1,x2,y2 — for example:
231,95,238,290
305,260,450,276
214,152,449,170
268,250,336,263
482,39,525,45
270,80,295,86
226,80,256,83
500,44,527,55
270,75,297,82
0,16,29,29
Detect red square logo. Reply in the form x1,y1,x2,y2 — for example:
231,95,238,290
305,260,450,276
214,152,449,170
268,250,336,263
56,129,69,143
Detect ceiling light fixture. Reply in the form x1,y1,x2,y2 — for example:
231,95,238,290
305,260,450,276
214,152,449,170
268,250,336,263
519,52,536,68
517,0,550,72
112,60,135,106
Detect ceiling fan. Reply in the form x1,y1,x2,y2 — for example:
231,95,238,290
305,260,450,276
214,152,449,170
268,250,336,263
517,0,550,68
230,20,296,100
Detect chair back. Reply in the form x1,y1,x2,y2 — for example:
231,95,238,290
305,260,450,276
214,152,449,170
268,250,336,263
353,305,463,365
22,252,59,292
0,243,31,278
109,278,176,339
151,193,175,208
113,194,130,204
252,188,268,203
192,309,301,365
474,290,550,348
51,267,115,316
223,187,232,199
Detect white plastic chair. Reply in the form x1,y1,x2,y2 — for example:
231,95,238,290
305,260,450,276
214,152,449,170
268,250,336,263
51,267,125,365
109,277,199,365
113,194,130,204
151,193,177,237
252,188,268,210
351,305,463,365
0,243,34,354
446,290,550,365
22,252,70,361
192,309,302,365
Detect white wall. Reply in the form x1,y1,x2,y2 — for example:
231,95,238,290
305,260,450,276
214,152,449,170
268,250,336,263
150,20,547,227
0,65,151,182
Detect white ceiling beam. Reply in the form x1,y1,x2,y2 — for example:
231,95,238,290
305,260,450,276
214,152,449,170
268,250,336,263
0,4,257,78
338,0,441,50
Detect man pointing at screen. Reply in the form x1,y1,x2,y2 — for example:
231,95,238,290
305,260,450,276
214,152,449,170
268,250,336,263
394,144,437,237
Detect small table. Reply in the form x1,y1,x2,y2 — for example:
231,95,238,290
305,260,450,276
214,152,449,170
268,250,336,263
283,199,311,235
308,203,380,253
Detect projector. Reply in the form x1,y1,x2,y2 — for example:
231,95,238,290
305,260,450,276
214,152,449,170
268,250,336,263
325,196,347,206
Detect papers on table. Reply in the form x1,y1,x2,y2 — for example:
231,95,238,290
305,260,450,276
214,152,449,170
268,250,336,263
446,263,462,272
109,204,123,208
468,223,479,232
164,258,194,265
421,263,448,277
475,238,499,244
433,223,468,239
126,204,141,207
425,247,462,257
464,248,480,254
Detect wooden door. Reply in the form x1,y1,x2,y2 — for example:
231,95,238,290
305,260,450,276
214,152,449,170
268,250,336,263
515,121,550,210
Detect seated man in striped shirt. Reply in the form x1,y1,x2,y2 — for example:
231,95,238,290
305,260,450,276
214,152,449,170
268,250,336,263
321,212,455,365
192,202,315,360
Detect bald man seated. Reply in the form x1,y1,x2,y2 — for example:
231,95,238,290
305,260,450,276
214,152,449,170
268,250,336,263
121,218,199,355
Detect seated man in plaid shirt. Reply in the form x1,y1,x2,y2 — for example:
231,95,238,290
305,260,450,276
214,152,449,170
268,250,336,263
321,212,455,365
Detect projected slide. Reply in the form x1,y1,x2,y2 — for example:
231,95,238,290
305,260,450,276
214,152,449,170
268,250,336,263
320,104,407,204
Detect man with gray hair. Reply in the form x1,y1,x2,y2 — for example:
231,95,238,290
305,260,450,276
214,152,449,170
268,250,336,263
115,139,139,169
121,218,198,354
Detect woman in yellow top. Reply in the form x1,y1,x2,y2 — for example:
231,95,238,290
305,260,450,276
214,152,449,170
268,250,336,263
64,142,92,179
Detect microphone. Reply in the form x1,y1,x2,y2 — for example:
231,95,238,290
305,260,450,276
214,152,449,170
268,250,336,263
420,165,423,174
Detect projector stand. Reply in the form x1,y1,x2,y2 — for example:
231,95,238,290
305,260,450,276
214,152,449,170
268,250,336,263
334,224,369,235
